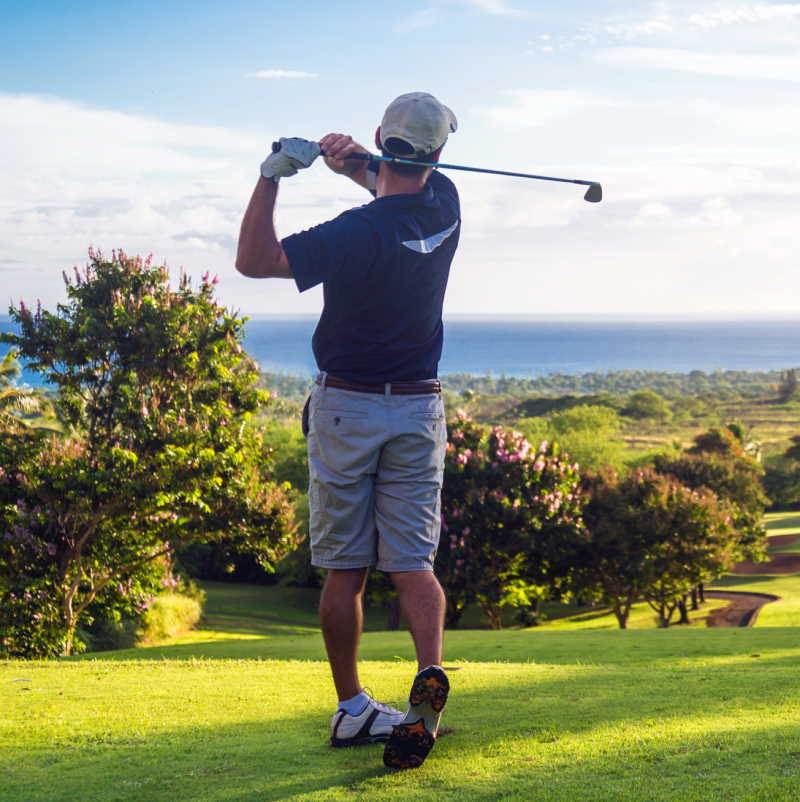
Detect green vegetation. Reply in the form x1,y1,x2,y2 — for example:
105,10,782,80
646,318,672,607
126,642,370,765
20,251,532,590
3,596,800,801
137,592,203,644
1,252,297,658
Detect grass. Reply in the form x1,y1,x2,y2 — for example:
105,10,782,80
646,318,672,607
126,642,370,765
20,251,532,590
4,628,800,801
4,515,800,800
765,511,800,553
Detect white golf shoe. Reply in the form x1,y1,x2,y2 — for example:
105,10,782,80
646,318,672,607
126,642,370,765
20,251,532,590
330,695,405,747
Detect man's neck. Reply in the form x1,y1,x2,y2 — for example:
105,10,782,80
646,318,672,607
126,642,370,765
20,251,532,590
376,167,432,198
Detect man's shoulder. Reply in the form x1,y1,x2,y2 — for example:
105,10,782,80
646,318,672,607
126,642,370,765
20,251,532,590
429,169,459,204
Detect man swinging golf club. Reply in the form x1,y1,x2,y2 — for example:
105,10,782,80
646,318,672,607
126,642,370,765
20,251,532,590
236,91,459,770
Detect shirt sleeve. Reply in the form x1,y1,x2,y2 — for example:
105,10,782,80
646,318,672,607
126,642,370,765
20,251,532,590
282,211,377,293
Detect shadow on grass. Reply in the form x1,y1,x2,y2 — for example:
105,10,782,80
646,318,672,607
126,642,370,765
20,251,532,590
6,653,800,801
72,625,800,669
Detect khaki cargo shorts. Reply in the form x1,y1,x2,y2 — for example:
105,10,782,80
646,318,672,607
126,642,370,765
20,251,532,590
306,374,447,572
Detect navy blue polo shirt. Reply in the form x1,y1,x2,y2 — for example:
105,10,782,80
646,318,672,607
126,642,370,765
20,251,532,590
281,168,460,384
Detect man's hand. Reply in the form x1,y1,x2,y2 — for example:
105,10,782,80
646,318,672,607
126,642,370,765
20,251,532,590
320,133,370,176
261,137,321,181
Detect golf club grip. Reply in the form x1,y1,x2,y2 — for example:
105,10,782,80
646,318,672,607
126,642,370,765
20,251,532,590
271,140,370,159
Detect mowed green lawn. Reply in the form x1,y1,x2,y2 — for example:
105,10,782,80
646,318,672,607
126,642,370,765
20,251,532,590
3,514,800,801
4,619,800,800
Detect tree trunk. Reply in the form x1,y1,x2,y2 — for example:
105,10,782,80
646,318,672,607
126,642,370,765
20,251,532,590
678,597,690,625
690,588,699,611
698,583,705,603
613,604,628,629
482,603,503,630
62,627,75,657
386,597,401,631
445,599,463,629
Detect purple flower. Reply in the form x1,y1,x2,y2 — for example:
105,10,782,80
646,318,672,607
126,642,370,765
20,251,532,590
46,542,57,556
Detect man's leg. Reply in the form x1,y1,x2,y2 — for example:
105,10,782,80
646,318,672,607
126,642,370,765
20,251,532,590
319,567,369,701
389,570,445,670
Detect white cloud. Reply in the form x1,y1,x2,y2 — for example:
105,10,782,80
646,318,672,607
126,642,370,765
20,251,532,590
475,89,624,128
631,201,673,225
0,93,360,312
246,69,319,79
595,46,800,81
394,7,440,31
688,3,800,28
603,13,675,40
457,0,534,18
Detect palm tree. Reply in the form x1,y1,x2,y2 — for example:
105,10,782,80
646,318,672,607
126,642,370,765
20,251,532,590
0,350,53,432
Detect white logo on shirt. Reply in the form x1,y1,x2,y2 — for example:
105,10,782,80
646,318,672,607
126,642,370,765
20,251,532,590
401,220,459,254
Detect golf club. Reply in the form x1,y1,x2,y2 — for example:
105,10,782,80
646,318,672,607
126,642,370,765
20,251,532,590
271,140,603,202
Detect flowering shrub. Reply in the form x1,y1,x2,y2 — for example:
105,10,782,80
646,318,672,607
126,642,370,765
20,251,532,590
438,411,584,628
0,250,298,657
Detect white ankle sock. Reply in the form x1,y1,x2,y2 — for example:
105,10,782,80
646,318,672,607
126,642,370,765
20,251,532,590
338,690,369,716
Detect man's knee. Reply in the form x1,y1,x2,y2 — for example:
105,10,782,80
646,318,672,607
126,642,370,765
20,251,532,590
323,567,370,596
389,570,444,594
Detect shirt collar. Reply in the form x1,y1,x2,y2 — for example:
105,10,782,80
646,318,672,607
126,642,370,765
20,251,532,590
372,175,438,209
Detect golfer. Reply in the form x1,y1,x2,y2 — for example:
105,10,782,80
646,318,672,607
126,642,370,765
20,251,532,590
236,92,459,770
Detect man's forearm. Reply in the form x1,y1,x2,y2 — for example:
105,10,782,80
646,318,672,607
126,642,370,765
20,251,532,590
236,177,291,279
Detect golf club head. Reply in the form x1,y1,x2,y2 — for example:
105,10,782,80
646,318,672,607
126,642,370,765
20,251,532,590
584,183,602,203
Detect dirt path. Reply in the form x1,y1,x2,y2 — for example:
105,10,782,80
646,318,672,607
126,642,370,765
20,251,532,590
704,591,780,627
732,534,800,575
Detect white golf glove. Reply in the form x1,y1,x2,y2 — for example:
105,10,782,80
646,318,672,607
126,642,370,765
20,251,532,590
260,137,321,181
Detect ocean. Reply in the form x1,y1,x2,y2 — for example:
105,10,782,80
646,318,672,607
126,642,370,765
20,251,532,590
2,315,799,388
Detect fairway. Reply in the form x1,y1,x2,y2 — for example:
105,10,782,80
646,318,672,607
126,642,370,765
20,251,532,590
6,513,800,801
4,623,800,801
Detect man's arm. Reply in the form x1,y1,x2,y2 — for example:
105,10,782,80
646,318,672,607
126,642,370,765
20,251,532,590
236,177,292,279
320,133,375,192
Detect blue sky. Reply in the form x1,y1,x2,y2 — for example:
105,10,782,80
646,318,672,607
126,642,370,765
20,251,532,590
2,0,799,315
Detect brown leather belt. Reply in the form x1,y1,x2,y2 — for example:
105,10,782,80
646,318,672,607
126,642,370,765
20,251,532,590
321,375,441,395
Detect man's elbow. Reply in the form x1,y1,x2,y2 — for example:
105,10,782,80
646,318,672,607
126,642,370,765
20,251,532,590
235,255,261,278
235,247,291,279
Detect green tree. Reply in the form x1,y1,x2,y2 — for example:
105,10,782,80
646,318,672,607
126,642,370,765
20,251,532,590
0,250,298,657
578,468,736,628
784,435,800,463
0,350,52,432
547,405,625,471
622,390,672,422
655,430,768,563
777,369,799,403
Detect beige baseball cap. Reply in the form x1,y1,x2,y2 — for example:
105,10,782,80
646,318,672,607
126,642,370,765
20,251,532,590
380,92,458,159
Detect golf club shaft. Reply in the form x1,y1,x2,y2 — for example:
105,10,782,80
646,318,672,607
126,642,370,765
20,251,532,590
341,152,598,189
270,140,601,200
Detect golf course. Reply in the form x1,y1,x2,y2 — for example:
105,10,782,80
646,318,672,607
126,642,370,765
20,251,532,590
3,513,799,801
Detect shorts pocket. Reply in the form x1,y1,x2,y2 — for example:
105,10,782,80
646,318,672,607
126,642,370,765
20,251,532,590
314,408,369,420
411,411,445,421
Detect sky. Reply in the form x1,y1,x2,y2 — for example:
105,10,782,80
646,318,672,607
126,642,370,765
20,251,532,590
1,0,799,317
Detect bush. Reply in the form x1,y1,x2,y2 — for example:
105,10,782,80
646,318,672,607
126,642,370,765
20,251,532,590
138,592,203,644
622,390,672,422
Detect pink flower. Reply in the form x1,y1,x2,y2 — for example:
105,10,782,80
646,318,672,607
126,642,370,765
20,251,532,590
46,542,57,556
455,559,464,567
462,527,471,536
534,460,545,471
